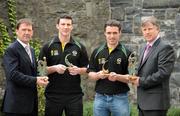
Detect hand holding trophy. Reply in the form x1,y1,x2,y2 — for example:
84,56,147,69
37,57,49,86
65,53,79,75
98,59,110,79
102,60,109,75
128,51,138,83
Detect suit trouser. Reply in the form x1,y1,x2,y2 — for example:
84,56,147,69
138,106,167,116
4,100,38,116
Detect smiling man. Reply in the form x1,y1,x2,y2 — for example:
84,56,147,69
2,18,49,116
39,14,89,116
130,16,175,116
88,19,131,116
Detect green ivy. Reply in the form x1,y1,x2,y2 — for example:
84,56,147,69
7,0,17,38
30,39,42,58
0,0,17,57
0,0,46,115
0,18,11,57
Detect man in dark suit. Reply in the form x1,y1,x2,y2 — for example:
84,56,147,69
130,16,175,116
1,18,49,116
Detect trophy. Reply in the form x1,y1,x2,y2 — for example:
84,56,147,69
65,53,74,67
102,60,109,75
128,51,137,81
37,57,48,76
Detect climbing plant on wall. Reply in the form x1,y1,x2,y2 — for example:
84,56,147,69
0,0,17,57
0,0,45,115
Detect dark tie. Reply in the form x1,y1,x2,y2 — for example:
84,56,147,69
142,44,151,62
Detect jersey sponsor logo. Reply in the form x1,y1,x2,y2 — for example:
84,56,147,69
117,58,121,64
98,58,106,65
72,50,77,56
51,50,59,56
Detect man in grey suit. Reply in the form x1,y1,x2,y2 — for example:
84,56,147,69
130,16,175,116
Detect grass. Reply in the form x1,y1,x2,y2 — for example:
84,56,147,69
1,99,180,116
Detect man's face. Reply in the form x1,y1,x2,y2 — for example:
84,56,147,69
16,23,33,44
141,22,159,43
104,26,121,46
56,19,73,37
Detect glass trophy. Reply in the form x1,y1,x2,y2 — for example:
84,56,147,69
37,57,47,76
128,51,137,81
65,53,74,67
102,60,109,74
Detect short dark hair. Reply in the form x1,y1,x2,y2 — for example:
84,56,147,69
16,18,33,29
104,19,122,32
57,14,73,24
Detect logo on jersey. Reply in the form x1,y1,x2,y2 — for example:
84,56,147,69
98,58,106,64
51,50,59,56
72,50,77,56
117,58,121,64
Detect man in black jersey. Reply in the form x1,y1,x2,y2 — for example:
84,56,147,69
88,19,131,116
39,14,89,116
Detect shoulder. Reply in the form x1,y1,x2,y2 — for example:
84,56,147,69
158,38,173,50
42,36,58,49
6,40,20,51
119,43,131,57
71,36,87,50
91,43,106,58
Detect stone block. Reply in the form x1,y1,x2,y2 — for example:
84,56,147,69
111,7,125,21
125,7,142,15
175,14,180,30
154,9,165,19
110,0,133,7
122,21,133,33
165,8,178,19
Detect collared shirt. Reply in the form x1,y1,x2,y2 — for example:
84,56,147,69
88,42,131,95
17,39,32,62
39,35,89,102
17,39,30,48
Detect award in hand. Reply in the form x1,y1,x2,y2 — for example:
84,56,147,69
128,51,137,81
37,57,48,76
102,60,109,76
65,53,74,67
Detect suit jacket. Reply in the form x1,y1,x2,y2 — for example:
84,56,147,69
137,38,175,110
1,40,38,114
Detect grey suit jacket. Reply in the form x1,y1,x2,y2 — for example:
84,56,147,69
137,38,175,110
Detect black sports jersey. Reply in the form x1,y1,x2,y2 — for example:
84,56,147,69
88,42,131,95
39,35,89,102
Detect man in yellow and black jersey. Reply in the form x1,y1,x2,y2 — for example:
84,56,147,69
88,19,131,116
39,14,89,116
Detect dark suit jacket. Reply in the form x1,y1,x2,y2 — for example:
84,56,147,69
137,38,175,110
1,40,38,114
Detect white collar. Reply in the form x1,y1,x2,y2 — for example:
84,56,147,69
17,39,30,48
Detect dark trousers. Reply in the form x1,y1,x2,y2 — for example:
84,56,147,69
45,96,83,116
4,101,38,116
4,111,37,116
138,107,167,116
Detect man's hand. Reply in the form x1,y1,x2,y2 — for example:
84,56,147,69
54,64,67,74
68,66,80,75
36,76,49,87
96,70,109,79
108,72,118,81
129,75,139,86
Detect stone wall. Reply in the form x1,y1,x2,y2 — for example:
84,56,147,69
0,0,180,107
110,0,180,107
